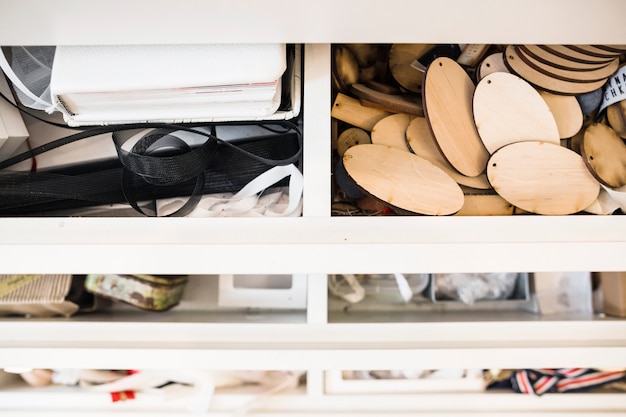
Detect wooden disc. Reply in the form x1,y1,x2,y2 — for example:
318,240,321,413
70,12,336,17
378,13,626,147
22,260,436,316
510,45,619,83
477,52,509,80
351,83,424,116
520,44,612,71
405,116,491,189
337,127,371,156
581,123,626,188
388,44,435,93
607,100,626,137
592,44,626,53
487,141,600,215
473,72,560,153
539,45,615,64
343,144,464,215
538,91,583,139
504,47,611,95
370,113,414,152
422,57,489,177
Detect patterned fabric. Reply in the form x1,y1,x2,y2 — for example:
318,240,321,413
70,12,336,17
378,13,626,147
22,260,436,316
511,368,626,395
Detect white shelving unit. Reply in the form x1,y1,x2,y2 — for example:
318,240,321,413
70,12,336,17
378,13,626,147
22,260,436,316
1,0,626,415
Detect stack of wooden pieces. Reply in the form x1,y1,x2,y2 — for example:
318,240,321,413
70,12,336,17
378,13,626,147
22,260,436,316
330,43,626,216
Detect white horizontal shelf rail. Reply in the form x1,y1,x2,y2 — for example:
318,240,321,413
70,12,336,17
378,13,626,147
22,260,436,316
0,0,624,44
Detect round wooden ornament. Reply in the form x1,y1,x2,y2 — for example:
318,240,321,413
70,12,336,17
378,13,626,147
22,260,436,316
343,144,464,215
371,113,414,152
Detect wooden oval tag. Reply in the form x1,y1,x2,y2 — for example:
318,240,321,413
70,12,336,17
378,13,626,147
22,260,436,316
581,123,626,188
566,45,624,59
511,45,619,83
487,141,600,215
504,47,610,95
343,144,464,215
539,45,615,64
520,45,611,71
538,91,583,139
405,116,491,189
371,113,414,152
473,72,560,153
477,52,509,80
336,127,371,157
423,57,489,177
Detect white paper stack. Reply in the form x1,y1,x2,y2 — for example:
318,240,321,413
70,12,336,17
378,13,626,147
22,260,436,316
49,44,289,126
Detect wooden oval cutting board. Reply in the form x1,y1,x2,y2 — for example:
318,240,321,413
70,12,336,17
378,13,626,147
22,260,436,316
405,116,491,189
581,123,626,188
371,113,414,152
343,144,464,215
423,57,489,177
473,72,560,154
487,141,600,215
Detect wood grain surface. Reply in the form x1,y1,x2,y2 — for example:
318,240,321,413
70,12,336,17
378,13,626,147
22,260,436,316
370,113,414,152
520,44,613,71
477,52,509,80
351,83,424,116
405,116,491,189
539,45,616,64
504,47,611,95
581,123,626,188
388,44,435,93
511,45,619,83
331,93,391,131
538,90,583,139
343,144,464,215
423,57,489,177
487,141,600,215
473,72,560,153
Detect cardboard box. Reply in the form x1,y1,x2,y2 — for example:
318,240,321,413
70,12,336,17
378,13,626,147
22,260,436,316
599,272,626,317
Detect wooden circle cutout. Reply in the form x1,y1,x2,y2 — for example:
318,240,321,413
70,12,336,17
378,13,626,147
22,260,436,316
504,47,610,95
477,52,509,80
487,141,600,215
370,113,414,152
343,144,464,215
423,57,489,177
510,45,619,83
388,44,435,93
405,117,491,189
337,127,371,157
581,123,626,188
473,72,560,154
520,44,612,71
538,91,583,139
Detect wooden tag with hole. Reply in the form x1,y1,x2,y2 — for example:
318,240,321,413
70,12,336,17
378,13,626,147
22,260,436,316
477,52,509,80
371,113,414,152
519,44,613,71
581,123,626,188
343,144,464,215
504,47,611,95
538,91,583,139
487,141,600,215
423,57,489,177
510,45,619,83
405,116,491,189
473,72,560,153
337,127,371,157
331,93,391,131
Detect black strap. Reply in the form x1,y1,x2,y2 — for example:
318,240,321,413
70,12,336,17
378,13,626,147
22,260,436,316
0,120,302,216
